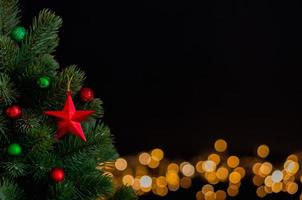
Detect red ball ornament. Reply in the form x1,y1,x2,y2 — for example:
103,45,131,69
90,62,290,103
51,167,65,182
80,87,94,102
6,105,22,119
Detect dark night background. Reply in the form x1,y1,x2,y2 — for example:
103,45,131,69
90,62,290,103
22,0,302,199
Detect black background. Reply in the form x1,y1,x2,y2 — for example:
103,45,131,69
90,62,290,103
22,0,302,199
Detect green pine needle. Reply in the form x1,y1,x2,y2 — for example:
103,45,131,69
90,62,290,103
112,187,138,200
0,72,18,106
22,9,62,56
0,179,23,200
0,0,21,36
0,36,19,72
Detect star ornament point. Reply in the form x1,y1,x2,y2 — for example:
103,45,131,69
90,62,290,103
44,93,95,142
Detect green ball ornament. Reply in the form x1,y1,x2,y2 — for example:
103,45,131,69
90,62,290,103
7,143,22,156
37,76,50,88
11,26,26,42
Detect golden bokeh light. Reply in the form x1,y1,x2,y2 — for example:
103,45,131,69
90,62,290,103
259,162,272,176
214,139,227,152
256,186,267,198
227,156,240,168
204,191,216,200
122,174,134,186
215,190,226,200
287,154,298,162
264,176,273,187
110,139,302,198
196,191,204,200
151,148,164,161
216,167,229,181
181,163,195,177
202,160,216,172
227,185,239,197
286,182,298,195
139,152,151,165
132,178,140,191
168,183,180,192
148,157,160,169
284,160,299,174
271,182,282,193
155,186,168,197
257,144,270,158
234,167,246,178
229,172,241,184
208,153,221,165
167,163,179,173
253,175,264,186
202,184,214,194
115,158,127,171
252,162,262,175
141,186,152,192
205,171,217,182
166,171,179,186
156,176,167,188
264,185,272,194
180,177,192,189
196,161,204,173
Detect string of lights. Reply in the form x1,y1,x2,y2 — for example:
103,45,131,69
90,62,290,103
99,139,302,199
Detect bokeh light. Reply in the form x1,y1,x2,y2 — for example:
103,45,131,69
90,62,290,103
122,175,134,186
227,156,240,168
202,160,216,172
257,144,270,158
151,148,164,161
140,175,152,188
181,163,195,177
272,170,283,182
139,152,151,165
115,158,127,171
110,139,302,199
214,139,227,152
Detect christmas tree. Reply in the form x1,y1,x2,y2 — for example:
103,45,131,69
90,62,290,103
0,0,137,199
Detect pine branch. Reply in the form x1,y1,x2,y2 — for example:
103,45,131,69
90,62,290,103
0,0,21,36
57,122,118,163
19,9,62,66
43,65,85,109
15,109,41,134
24,125,55,159
74,171,114,200
29,152,56,181
0,115,9,145
23,54,59,78
0,36,19,72
112,187,138,200
48,180,75,200
0,72,18,106
0,178,23,200
1,161,30,178
76,98,104,119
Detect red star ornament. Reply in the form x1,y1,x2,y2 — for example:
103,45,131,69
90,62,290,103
44,92,95,142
